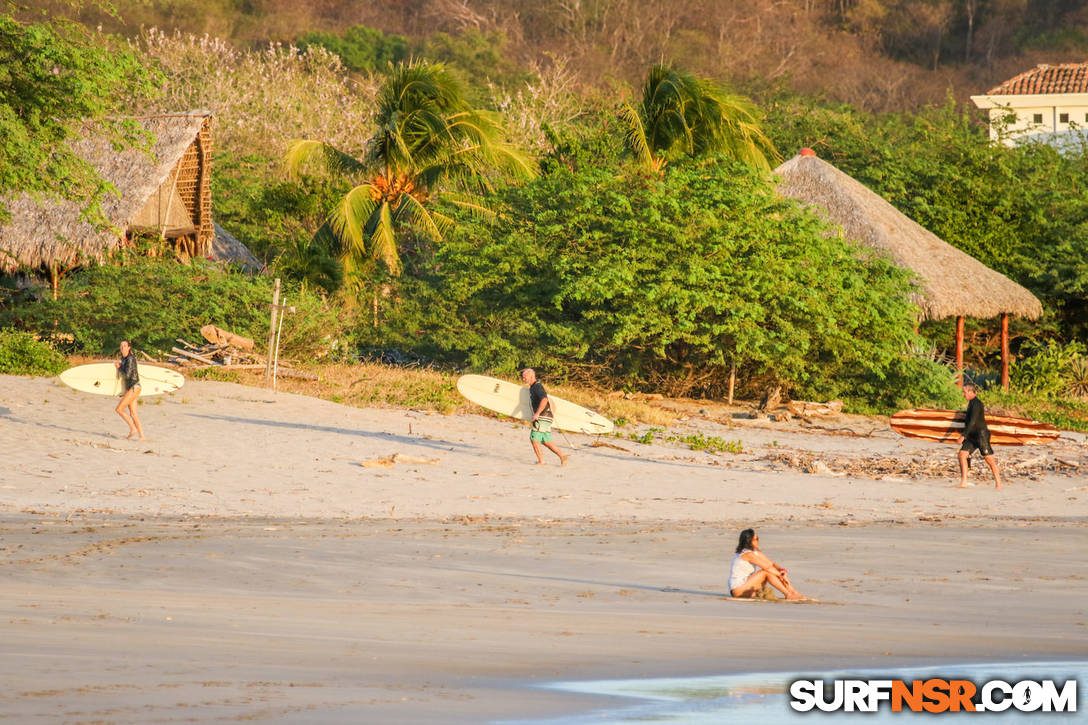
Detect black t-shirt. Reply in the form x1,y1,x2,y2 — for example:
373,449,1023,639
529,381,553,420
963,397,988,440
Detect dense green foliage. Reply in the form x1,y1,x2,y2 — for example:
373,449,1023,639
1010,339,1088,398
366,157,960,409
0,260,345,358
0,12,159,222
296,25,407,73
0,328,67,376
211,153,346,266
766,99,1088,340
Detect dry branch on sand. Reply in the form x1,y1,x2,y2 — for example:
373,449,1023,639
762,447,1085,481
359,452,441,468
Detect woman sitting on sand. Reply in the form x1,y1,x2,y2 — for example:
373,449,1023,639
728,528,812,601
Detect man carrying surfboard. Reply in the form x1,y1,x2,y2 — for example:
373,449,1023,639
520,368,569,466
956,384,1001,489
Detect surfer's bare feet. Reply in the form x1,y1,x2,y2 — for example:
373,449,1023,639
560,455,570,466
533,461,546,466
956,482,972,488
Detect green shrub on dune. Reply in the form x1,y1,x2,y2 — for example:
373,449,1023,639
369,157,960,410
0,260,346,359
0,329,67,376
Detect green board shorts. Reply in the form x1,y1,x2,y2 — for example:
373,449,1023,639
530,418,553,443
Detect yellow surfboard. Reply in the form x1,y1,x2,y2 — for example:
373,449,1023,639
456,374,614,434
59,362,184,397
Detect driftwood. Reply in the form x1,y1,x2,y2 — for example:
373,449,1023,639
171,346,219,366
758,386,782,412
360,452,440,468
201,324,255,351
787,399,844,418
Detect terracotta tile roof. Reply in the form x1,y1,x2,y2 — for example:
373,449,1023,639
986,63,1088,95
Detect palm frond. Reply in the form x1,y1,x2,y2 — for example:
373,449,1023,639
439,190,497,223
371,202,400,274
285,140,367,179
328,184,381,261
619,102,655,170
395,192,447,239
632,64,778,169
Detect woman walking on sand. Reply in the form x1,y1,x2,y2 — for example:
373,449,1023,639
728,528,813,601
115,340,145,440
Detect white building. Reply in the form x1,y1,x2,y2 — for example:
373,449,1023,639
971,62,1088,148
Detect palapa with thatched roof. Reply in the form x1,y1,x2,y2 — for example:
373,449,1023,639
0,111,215,284
774,149,1043,388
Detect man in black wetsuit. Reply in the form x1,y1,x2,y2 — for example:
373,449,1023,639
956,384,1001,489
520,368,568,466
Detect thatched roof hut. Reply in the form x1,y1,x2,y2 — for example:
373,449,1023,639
0,111,215,275
773,150,1042,321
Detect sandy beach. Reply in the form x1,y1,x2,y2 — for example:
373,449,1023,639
2,373,1087,722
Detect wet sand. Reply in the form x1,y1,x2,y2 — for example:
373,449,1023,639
2,374,1087,722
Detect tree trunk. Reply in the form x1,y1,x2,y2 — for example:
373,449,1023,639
964,0,977,61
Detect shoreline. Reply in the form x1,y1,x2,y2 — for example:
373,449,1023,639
3,514,1086,722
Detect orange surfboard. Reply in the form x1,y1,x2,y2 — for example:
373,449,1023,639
890,409,1060,446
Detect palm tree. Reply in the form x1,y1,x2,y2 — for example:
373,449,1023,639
287,60,536,276
620,64,778,173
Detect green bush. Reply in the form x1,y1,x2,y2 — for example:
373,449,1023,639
296,25,408,74
0,329,68,376
0,259,348,359
367,156,960,410
1010,339,1088,398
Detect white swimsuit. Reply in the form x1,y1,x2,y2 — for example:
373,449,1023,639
728,549,759,592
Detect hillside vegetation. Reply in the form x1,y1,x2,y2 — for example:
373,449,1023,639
28,0,1088,112
2,3,1087,423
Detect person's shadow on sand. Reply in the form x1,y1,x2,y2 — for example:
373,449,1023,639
443,565,734,599
186,413,481,453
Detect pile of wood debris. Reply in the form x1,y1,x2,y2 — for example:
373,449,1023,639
166,325,259,369
762,447,1085,481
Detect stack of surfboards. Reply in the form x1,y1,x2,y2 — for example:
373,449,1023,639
59,363,185,397
456,374,614,434
890,409,1059,446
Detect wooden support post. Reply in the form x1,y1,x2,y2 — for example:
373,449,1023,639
264,277,281,381
1000,313,1010,391
49,262,59,300
727,361,736,405
955,315,965,388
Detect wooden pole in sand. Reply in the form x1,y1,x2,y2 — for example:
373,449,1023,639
272,295,287,391
1000,313,1010,391
955,315,965,388
727,361,736,405
264,277,281,381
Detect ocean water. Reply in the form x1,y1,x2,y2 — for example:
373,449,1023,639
505,661,1086,723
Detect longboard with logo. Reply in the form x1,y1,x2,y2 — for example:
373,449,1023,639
456,374,614,434
59,362,184,397
890,408,1059,446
